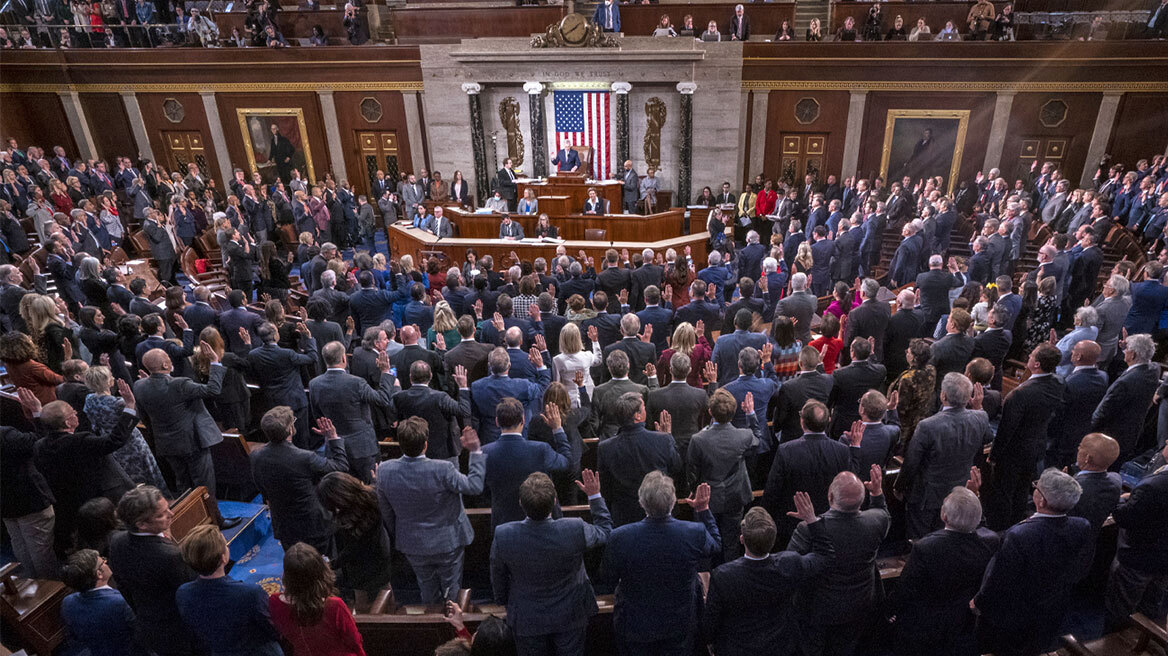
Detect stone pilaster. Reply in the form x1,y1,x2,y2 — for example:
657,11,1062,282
612,82,632,168
1081,93,1124,188
983,91,1016,175
316,90,348,182
840,90,868,180
57,91,97,160
199,91,233,186
402,90,428,173
119,91,155,163
463,83,489,205
524,81,548,178
677,82,696,211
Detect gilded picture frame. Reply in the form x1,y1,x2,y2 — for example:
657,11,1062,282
235,107,315,186
879,109,970,195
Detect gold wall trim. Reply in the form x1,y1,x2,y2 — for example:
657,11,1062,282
741,80,1168,92
0,82,425,93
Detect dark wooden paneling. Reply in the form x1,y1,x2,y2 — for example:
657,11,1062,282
762,89,849,181
1108,93,1168,173
214,92,330,185
1000,92,1100,184
388,6,564,42
0,92,77,159
857,91,996,188
78,93,137,164
135,92,217,178
618,3,795,39
333,90,414,196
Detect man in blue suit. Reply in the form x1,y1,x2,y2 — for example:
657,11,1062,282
808,225,835,296
376,417,484,604
1125,263,1168,333
551,136,582,172
482,398,572,527
720,345,780,454
710,309,768,386
236,321,318,449
478,295,545,350
592,0,620,31
350,270,406,338
491,470,612,656
1069,432,1122,537
697,250,735,304
887,221,924,287
60,548,138,656
974,469,1093,656
504,328,552,383
470,347,550,444
676,280,725,343
635,285,674,356
603,472,720,654
1104,439,1168,631
839,389,900,478
1046,340,1109,469
218,290,263,357
182,286,219,339
858,203,885,277
597,392,683,526
738,230,767,282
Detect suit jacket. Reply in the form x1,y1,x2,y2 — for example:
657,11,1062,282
728,13,750,39
844,299,891,363
183,301,219,340
888,234,922,286
991,374,1065,469
772,371,833,443
175,577,282,656
445,339,493,385
551,149,582,173
583,197,610,214
60,587,138,656
592,0,620,31
498,221,524,239
483,431,572,526
971,327,1012,389
899,407,992,508
1091,294,1133,363
787,494,891,623
491,496,612,636
244,340,317,411
685,423,757,513
1091,363,1160,461
916,269,960,327
967,251,993,284
1112,466,1168,574
702,520,832,656
1070,469,1122,536
675,300,724,343
375,452,485,556
391,343,447,391
602,511,721,641
763,433,851,536
635,305,673,356
930,333,975,390
142,218,176,261
882,308,923,377
218,307,264,357
629,264,664,312
602,337,657,386
391,384,471,461
107,283,133,313
841,418,900,479
722,374,781,451
107,531,200,653
828,359,887,437
128,295,156,318
597,423,682,526
309,369,394,459
250,438,348,550
648,381,710,457
710,330,769,387
776,290,818,344
349,286,403,338
133,365,225,457
596,266,631,314
593,378,651,439
1047,367,1109,468
1068,245,1104,305
470,371,550,443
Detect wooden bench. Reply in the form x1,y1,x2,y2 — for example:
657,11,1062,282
168,485,218,543
0,563,68,656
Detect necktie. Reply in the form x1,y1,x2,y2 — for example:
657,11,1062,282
606,6,612,29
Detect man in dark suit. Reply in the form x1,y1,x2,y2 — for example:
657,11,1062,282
842,278,891,365
788,467,891,656
648,351,712,455
739,231,767,283
916,255,962,332
134,347,233,528
620,160,639,213
702,499,833,656
727,3,750,39
1069,432,1122,537
777,273,818,344
602,472,720,654
103,267,133,314
721,278,768,335
897,372,993,538
971,306,1012,389
551,139,580,173
675,280,725,343
135,313,195,378
933,198,958,254
498,214,524,239
967,236,993,284
930,308,976,394
685,389,758,560
596,250,631,314
887,222,924,288
601,314,657,386
988,343,1066,530
349,270,404,339
1103,439,1168,630
975,469,1093,656
720,347,781,457
218,290,263,357
582,188,609,215
236,321,318,449
882,288,923,380
182,286,219,339
772,347,834,443
808,226,835,297
1067,232,1104,311
250,406,348,556
635,285,673,356
444,315,493,385
629,249,664,312
1091,333,1160,467
108,486,203,656
839,390,900,480
470,347,550,444
833,219,863,285
391,360,471,463
763,400,851,543
893,486,1000,656
482,398,572,527
711,309,768,385
478,295,544,350
223,229,255,300
309,341,396,483
556,260,596,314
491,470,611,655
828,338,887,438
1046,340,1109,469
597,391,682,526
141,209,178,284
391,325,447,392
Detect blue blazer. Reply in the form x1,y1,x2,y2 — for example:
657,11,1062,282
602,512,721,642
491,496,612,635
592,1,620,31
175,577,282,656
553,148,582,172
505,347,546,382
482,430,572,526
636,304,675,356
61,587,139,656
737,243,767,282
470,372,550,443
710,330,768,386
723,373,781,451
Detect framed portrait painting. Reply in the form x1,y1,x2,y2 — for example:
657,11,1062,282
235,108,315,186
879,110,970,195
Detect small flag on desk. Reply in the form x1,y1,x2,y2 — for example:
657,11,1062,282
554,90,611,180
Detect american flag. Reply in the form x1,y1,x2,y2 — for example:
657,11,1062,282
554,90,610,180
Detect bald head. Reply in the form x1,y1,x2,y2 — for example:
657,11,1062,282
1077,432,1120,471
142,348,171,374
400,325,420,345
504,326,523,348
1071,340,1101,368
828,471,865,512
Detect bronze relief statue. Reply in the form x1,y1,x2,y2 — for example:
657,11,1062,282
643,97,667,170
498,97,524,168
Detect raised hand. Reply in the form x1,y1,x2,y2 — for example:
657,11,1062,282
200,340,220,364
644,362,656,380
534,334,547,352
786,491,818,523
576,468,601,497
529,347,544,369
741,392,755,416
99,352,110,367
758,275,768,293
844,419,865,447
587,325,599,344
345,316,355,335
664,284,673,300
435,332,447,351
17,387,42,415
452,364,468,389
683,482,711,513
173,313,188,331
703,360,717,385
657,409,672,435
639,323,653,343
376,349,391,374
761,341,773,363
619,288,629,305
695,319,705,337
492,312,505,332
865,465,884,496
116,379,135,410
238,326,252,346
62,338,73,361
970,382,984,411
706,281,717,299
573,369,585,387
887,389,898,411
460,426,481,452
312,417,339,440
541,402,563,431
1048,328,1057,345
528,303,541,321
965,466,983,496
474,299,484,319
296,321,311,337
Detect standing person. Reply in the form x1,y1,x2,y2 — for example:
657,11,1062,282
236,321,318,449
686,389,759,561
602,473,720,655
316,473,393,608
375,418,484,604
269,543,366,656
308,341,395,483
481,398,572,528
60,548,140,656
1103,439,1168,631
176,525,283,656
490,470,611,656
0,421,59,580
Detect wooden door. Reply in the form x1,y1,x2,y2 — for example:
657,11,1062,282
356,131,401,197
778,133,828,187
161,131,209,177
1013,137,1068,183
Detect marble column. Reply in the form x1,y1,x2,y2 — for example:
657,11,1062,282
525,81,548,179
612,82,631,169
983,91,1016,175
316,90,348,182
1081,93,1124,188
677,82,696,212
119,91,155,163
463,83,489,204
747,91,769,181
840,90,867,179
57,91,97,160
402,90,428,173
199,91,233,186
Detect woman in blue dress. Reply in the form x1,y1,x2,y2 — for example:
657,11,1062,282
83,365,171,495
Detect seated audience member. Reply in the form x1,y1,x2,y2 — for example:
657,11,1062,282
974,469,1093,655
176,525,283,656
60,548,139,656
316,472,394,607
269,543,366,656
582,188,609,215
499,214,524,240
490,471,611,654
603,472,720,654
375,417,483,603
686,389,759,561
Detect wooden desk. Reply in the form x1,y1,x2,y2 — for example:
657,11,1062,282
518,178,622,214
386,224,708,271
435,206,684,242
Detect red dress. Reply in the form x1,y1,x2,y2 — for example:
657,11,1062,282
808,336,844,373
51,192,74,215
756,189,778,217
269,595,366,656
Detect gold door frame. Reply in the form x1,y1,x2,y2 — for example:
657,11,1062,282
879,109,970,196
234,107,316,183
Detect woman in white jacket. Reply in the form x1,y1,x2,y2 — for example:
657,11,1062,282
552,322,602,408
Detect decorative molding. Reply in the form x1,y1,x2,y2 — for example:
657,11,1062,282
360,97,384,123
162,97,185,123
741,80,1168,92
676,82,697,95
794,97,820,125
1039,99,1069,128
530,15,617,48
611,81,632,95
523,81,545,95
0,81,425,93
549,81,615,91
461,82,483,95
